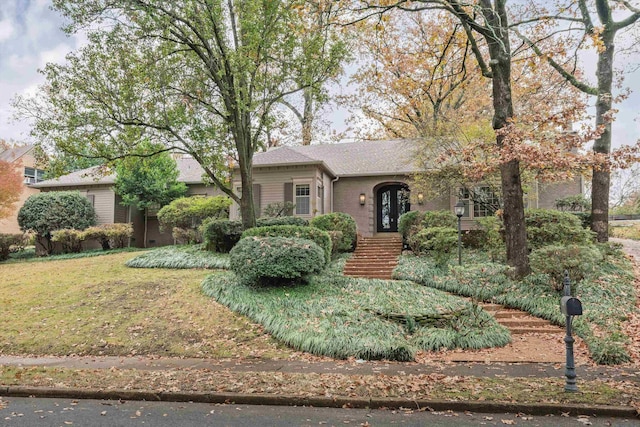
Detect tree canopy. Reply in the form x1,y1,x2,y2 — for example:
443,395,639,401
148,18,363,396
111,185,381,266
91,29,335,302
15,0,347,229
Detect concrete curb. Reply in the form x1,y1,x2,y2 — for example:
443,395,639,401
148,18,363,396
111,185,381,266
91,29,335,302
1,386,638,418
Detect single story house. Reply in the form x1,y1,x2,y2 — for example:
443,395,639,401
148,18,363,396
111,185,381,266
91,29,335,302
32,157,223,247
31,139,583,245
231,139,584,237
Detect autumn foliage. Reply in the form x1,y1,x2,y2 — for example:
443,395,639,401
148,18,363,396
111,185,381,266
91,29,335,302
0,159,23,220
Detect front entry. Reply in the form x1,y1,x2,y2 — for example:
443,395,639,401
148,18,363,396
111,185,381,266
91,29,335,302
376,184,410,232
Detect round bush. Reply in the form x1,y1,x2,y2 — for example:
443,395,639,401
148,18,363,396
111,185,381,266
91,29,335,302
422,210,457,229
241,225,332,264
530,244,603,291
256,216,309,227
201,219,244,253
398,211,426,241
408,226,458,266
157,196,231,232
525,209,595,249
230,236,325,286
18,191,96,254
309,212,357,252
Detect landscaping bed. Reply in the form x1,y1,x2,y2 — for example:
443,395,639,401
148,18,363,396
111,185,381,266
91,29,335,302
394,246,637,365
125,244,229,269
202,256,510,362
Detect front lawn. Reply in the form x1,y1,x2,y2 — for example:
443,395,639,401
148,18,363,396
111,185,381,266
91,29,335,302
202,256,510,361
0,252,291,359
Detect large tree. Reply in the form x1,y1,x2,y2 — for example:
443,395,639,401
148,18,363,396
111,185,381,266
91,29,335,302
513,0,640,242
0,159,23,220
355,0,535,277
15,0,345,229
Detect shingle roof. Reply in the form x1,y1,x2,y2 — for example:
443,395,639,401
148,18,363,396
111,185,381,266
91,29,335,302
0,144,34,162
33,157,207,188
253,139,421,177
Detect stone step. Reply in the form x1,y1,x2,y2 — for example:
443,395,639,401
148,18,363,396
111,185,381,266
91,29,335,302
344,273,393,280
497,318,552,327
510,327,563,334
344,268,397,274
493,311,532,319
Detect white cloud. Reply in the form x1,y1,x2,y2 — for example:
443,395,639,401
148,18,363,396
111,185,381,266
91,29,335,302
39,43,72,68
0,18,15,42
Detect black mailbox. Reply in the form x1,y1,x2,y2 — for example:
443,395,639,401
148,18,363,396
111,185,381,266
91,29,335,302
561,296,583,316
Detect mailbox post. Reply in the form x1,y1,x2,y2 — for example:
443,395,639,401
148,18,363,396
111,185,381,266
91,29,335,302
560,271,582,392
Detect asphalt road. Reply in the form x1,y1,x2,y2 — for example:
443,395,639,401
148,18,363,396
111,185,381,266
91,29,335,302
1,397,639,427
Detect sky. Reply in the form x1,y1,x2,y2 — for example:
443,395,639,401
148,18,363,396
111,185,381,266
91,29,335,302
1,0,640,151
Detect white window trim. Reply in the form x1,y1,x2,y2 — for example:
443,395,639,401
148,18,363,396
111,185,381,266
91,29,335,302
292,179,313,217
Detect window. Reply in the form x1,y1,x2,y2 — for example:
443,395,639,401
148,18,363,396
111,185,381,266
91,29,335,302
24,167,45,184
295,184,310,215
473,186,500,217
457,186,500,219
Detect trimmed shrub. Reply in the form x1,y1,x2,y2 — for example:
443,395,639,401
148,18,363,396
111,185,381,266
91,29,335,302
229,236,325,286
201,219,244,253
261,201,295,217
157,196,231,243
171,227,199,245
398,211,426,242
326,230,344,257
409,226,458,267
256,216,309,227
530,244,603,291
0,233,25,261
571,212,592,229
555,194,590,212
525,209,595,249
82,223,133,250
18,191,97,255
242,225,332,264
51,229,84,253
310,212,357,252
475,216,505,262
422,210,457,229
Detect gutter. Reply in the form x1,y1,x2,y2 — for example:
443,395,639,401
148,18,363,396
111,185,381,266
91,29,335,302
330,176,340,212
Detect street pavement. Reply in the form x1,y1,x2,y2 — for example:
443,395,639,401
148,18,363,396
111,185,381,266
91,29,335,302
2,397,640,427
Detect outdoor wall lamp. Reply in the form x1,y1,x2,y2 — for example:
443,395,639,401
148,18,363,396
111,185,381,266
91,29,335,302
417,192,424,205
359,193,366,205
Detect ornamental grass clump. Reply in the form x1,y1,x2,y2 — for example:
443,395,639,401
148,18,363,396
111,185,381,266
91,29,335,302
229,236,325,286
202,261,510,361
393,243,636,365
241,225,332,264
126,244,229,269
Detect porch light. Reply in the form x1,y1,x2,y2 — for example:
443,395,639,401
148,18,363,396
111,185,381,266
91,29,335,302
359,193,366,205
454,201,465,217
417,192,424,205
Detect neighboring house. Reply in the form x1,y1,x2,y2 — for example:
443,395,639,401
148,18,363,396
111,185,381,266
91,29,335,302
0,144,45,234
230,139,584,237
32,157,222,247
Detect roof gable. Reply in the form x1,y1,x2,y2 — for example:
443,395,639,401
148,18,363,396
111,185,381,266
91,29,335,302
0,144,34,163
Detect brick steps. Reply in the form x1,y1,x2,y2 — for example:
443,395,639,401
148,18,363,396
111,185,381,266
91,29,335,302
480,303,563,335
343,236,402,280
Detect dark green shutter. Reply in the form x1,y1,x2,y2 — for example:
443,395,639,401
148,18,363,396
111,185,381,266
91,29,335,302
284,182,293,215
253,184,261,217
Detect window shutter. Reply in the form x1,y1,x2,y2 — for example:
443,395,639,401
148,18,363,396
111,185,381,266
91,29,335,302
284,182,293,215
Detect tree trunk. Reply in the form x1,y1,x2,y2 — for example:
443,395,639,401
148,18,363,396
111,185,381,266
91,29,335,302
484,2,530,278
301,89,314,146
235,122,257,230
591,30,615,242
143,207,148,248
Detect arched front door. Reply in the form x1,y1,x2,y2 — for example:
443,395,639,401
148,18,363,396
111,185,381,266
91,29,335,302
376,184,410,233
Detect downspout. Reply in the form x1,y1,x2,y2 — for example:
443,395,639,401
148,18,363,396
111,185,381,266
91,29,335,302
330,176,340,212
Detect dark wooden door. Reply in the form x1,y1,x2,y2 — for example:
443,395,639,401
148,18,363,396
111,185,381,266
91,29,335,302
376,185,410,232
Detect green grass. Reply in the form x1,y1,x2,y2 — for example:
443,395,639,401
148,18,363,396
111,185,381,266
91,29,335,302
125,244,230,269
610,223,640,240
201,256,511,362
394,245,636,365
0,251,291,359
4,247,141,263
